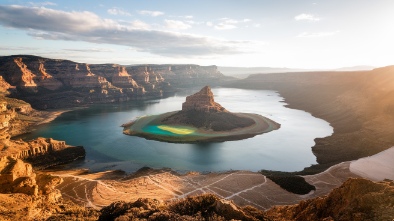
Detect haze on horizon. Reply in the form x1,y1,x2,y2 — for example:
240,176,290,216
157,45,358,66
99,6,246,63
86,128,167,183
0,0,393,69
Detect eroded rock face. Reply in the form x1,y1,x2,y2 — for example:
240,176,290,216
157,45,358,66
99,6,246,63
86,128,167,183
0,100,85,169
182,86,226,113
0,55,227,109
99,194,266,221
0,157,38,196
266,178,394,221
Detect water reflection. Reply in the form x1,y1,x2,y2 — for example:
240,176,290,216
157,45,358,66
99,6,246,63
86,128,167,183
21,88,332,172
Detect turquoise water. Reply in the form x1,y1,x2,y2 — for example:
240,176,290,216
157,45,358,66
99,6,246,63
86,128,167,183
141,125,193,136
20,88,333,172
143,125,177,136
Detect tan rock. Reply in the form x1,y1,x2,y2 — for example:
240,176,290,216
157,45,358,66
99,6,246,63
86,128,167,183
182,86,226,112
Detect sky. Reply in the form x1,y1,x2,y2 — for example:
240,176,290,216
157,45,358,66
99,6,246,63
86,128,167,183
0,0,393,68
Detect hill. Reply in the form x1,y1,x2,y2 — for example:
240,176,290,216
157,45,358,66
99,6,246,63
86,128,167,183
229,66,394,173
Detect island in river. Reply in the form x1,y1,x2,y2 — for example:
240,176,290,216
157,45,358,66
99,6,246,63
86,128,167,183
122,86,280,143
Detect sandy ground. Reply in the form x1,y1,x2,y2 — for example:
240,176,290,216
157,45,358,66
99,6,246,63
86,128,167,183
37,110,71,125
349,146,394,181
51,159,368,210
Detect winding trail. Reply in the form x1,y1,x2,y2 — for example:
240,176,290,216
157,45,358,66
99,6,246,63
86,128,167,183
53,165,359,210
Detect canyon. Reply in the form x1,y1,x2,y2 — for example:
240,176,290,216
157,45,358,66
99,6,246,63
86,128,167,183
0,55,394,220
0,55,227,109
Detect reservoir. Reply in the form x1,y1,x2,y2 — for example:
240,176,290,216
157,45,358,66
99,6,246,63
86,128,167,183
21,88,333,172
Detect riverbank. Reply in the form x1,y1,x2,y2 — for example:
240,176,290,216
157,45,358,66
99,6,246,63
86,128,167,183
229,67,394,174
49,146,394,210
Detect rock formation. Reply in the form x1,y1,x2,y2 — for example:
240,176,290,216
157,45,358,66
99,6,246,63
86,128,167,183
98,194,267,221
0,55,228,109
265,178,394,221
161,86,256,132
0,98,85,169
182,86,226,112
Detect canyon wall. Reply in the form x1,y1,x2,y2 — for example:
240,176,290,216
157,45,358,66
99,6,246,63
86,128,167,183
0,55,227,109
230,66,394,174
0,98,85,169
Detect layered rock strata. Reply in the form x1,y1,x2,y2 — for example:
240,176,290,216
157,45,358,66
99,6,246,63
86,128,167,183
182,86,226,112
162,86,256,132
0,157,62,201
0,55,227,109
0,99,85,169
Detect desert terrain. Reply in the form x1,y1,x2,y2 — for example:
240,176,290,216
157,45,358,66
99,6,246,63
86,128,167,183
1,56,394,220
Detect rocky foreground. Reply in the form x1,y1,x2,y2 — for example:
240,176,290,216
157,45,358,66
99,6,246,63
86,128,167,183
95,178,394,221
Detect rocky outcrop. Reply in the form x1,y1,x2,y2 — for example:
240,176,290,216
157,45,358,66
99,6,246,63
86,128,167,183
0,156,100,221
182,86,226,112
0,76,12,94
0,55,227,109
266,178,394,221
0,157,38,196
0,156,63,201
0,99,85,169
0,137,85,170
99,194,267,221
161,86,256,131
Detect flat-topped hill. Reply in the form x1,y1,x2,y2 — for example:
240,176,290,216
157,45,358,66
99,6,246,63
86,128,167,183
122,86,279,143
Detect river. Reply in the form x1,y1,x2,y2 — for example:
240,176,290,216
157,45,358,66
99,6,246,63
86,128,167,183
21,88,333,173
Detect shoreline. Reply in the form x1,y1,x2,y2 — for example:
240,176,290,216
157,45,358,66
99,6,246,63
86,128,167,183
49,147,394,210
36,106,89,125
123,111,280,143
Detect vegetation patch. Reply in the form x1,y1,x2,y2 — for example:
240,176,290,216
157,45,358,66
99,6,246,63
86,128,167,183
260,170,316,195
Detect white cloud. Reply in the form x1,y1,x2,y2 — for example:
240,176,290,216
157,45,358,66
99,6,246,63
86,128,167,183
164,19,191,30
129,20,150,29
107,8,131,16
28,2,56,7
211,18,252,30
215,24,237,30
0,46,37,50
297,31,339,38
138,10,164,17
295,13,320,21
63,48,114,53
215,18,238,30
206,22,213,27
0,5,249,57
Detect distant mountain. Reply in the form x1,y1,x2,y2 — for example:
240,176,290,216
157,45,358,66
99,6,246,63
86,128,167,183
218,66,376,78
218,66,313,78
333,65,375,71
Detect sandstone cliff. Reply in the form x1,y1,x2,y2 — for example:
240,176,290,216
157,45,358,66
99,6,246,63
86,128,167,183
0,55,227,109
0,98,85,169
162,86,255,131
0,157,99,221
266,178,394,221
231,66,394,174
182,86,226,112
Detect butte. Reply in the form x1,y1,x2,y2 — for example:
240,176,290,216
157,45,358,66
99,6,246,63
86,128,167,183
122,86,280,143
